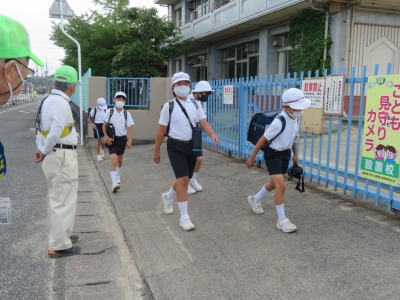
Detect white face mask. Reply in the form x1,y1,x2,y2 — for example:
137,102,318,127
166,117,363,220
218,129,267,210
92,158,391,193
174,85,191,98
0,62,25,104
115,100,125,109
293,111,303,118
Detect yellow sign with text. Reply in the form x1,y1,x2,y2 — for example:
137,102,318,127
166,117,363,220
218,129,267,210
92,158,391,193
360,75,400,186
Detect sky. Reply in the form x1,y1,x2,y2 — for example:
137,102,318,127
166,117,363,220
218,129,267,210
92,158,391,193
0,0,168,76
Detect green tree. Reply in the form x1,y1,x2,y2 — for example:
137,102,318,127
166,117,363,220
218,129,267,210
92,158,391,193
288,10,332,74
50,0,186,77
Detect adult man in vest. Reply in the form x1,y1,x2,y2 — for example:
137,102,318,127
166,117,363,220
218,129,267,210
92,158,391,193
35,65,80,257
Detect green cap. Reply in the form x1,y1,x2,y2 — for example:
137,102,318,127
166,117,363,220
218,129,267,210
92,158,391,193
54,65,80,84
0,15,44,67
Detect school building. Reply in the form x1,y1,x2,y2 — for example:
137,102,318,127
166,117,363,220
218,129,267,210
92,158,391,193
155,0,400,81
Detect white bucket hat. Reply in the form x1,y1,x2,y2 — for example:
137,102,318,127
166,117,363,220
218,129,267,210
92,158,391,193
172,72,190,85
282,88,311,110
114,91,126,99
192,81,214,93
96,97,107,110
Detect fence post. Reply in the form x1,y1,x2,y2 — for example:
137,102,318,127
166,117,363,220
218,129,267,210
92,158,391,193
238,78,248,158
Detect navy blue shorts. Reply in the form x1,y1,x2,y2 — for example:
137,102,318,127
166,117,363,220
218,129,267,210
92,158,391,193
167,138,196,179
107,136,127,156
263,147,291,175
93,123,104,139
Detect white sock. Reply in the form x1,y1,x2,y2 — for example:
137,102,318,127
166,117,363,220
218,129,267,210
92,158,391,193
253,186,268,203
110,171,117,184
192,172,198,180
116,167,121,176
166,187,176,202
275,204,286,221
177,201,189,221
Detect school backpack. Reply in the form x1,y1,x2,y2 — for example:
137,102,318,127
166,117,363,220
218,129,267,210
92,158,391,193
287,163,305,193
247,110,286,147
88,107,105,123
163,98,198,136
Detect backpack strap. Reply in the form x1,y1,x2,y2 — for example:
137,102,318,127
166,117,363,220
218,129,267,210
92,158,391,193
269,115,286,143
108,107,114,123
295,174,305,193
93,107,97,121
166,100,174,136
189,98,198,110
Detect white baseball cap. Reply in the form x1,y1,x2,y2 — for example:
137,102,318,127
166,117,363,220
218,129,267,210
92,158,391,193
282,88,311,110
192,81,214,93
172,72,190,85
96,97,107,110
114,91,126,99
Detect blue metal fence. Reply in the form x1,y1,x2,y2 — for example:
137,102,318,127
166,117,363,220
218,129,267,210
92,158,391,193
202,64,400,212
107,78,150,109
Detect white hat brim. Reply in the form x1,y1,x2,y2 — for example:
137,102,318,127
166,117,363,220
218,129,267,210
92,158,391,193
287,98,311,110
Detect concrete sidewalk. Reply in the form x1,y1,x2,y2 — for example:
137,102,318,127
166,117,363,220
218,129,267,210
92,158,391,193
92,142,400,300
59,147,145,299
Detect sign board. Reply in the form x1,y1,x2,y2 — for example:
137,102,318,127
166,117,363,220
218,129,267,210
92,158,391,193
323,75,345,116
302,78,325,109
300,108,324,134
49,0,74,19
360,74,400,186
223,85,233,105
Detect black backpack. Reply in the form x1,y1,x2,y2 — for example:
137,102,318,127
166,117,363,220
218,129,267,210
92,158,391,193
247,110,286,147
287,163,305,193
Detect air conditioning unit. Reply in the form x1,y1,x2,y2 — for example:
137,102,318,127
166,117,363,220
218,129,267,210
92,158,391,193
245,44,256,53
273,36,285,47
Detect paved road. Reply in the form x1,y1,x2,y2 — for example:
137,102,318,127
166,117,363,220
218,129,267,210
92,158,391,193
0,99,52,299
0,100,145,299
92,141,400,300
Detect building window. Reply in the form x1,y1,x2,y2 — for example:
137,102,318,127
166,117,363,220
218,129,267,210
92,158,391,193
193,0,210,19
273,34,293,75
221,40,259,79
215,0,234,9
174,8,182,27
188,54,208,81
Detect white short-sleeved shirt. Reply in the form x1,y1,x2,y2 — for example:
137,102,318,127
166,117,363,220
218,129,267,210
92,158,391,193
36,89,78,155
264,111,299,151
89,107,107,124
159,98,207,141
103,108,134,137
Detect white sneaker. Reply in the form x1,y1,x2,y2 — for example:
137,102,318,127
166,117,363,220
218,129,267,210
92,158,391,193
247,196,264,214
112,183,120,193
276,218,297,233
97,155,103,162
188,184,197,195
161,192,173,215
100,148,104,158
180,218,195,231
189,178,203,192
116,176,121,184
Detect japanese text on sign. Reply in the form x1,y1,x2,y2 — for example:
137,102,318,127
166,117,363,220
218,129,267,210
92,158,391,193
360,75,400,186
302,78,325,109
323,75,345,115
223,85,233,105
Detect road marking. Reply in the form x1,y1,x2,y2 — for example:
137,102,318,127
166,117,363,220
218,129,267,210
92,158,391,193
0,101,40,114
19,110,38,113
